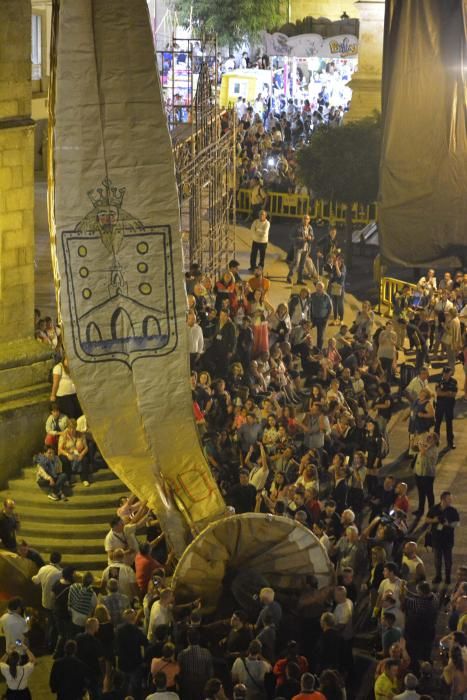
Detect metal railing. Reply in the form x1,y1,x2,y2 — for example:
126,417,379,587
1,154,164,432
236,188,378,225
379,276,417,316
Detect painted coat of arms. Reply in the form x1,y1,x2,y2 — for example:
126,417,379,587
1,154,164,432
62,177,178,367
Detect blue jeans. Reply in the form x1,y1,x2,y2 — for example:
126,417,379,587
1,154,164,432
312,317,328,349
331,293,344,321
60,455,90,482
288,248,306,280
38,473,68,496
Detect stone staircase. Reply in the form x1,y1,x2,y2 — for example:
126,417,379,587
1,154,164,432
0,466,129,579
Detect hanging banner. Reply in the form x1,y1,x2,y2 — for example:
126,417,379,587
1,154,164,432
379,0,467,266
48,0,226,553
261,32,358,58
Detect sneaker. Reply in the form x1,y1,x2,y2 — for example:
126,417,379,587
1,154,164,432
82,480,90,487
448,443,456,450
47,493,60,501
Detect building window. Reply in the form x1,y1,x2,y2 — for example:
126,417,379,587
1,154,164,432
32,14,42,80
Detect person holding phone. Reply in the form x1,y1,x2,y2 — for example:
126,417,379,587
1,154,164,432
0,642,36,699
0,599,29,650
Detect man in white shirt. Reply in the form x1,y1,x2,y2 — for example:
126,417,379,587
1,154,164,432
101,548,139,600
249,209,270,270
334,586,353,640
187,310,204,370
417,269,437,297
104,516,129,565
434,289,454,314
148,588,174,642
375,562,404,612
405,366,430,448
0,598,29,647
253,95,264,117
405,366,429,403
236,97,247,120
32,551,62,610
32,551,62,650
334,585,354,674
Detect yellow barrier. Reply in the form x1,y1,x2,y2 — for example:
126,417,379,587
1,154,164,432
379,276,417,316
236,188,378,225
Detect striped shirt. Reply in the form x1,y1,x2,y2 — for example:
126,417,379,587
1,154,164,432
68,583,97,627
177,644,213,696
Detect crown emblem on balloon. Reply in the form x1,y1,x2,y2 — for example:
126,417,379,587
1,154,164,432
87,177,126,209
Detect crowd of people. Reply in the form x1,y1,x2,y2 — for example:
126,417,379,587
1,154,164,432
231,66,348,203
162,41,352,133
0,240,465,700
233,110,330,199
230,54,351,134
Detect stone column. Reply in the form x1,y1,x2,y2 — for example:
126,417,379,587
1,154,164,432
346,0,385,121
0,0,52,486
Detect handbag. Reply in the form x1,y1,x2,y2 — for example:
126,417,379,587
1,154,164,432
330,282,343,296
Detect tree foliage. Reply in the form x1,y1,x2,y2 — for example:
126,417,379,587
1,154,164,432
296,115,381,204
174,0,284,49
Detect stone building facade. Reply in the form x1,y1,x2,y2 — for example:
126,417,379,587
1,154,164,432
0,0,52,486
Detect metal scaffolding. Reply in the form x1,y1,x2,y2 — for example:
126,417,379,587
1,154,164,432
157,36,218,132
163,36,235,278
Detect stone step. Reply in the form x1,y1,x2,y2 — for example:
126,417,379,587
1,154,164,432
8,474,126,496
8,489,127,510
20,520,114,539
0,458,130,580
24,535,105,555
16,504,116,524
21,467,120,482
0,381,52,405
